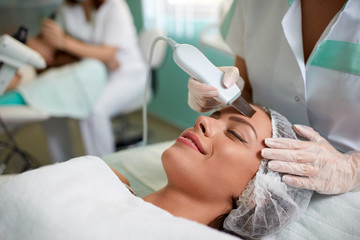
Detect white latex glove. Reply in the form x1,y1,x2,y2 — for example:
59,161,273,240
261,124,360,194
188,66,244,112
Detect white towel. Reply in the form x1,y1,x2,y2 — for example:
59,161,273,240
0,156,238,240
18,59,107,119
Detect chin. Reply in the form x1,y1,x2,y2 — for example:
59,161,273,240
161,144,195,181
162,142,199,164
161,145,179,167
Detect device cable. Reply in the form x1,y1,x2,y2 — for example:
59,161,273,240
142,36,178,146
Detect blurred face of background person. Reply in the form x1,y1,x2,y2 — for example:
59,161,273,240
66,0,105,9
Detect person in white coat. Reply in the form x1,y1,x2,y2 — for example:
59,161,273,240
187,0,360,195
28,0,147,158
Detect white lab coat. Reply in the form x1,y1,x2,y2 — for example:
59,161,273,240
56,0,147,156
222,0,360,153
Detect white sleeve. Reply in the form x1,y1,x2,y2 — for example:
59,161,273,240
220,0,248,58
99,0,138,49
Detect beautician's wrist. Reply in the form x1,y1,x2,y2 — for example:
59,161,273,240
348,151,360,191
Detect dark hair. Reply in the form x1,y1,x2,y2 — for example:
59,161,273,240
208,196,237,231
66,0,104,9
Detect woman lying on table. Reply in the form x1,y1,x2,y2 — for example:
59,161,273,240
0,105,313,239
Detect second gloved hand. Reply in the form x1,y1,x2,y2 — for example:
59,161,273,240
261,124,360,194
188,66,244,112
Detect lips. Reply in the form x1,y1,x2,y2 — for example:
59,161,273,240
177,131,206,155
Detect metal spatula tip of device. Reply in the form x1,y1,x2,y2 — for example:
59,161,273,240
231,96,256,118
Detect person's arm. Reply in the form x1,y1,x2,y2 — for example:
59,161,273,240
41,19,119,71
262,124,360,194
5,71,22,92
61,36,119,70
27,36,56,66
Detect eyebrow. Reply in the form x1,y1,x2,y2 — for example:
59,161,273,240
211,111,258,139
229,116,258,139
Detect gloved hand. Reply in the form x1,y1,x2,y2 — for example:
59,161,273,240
188,66,244,112
261,124,360,194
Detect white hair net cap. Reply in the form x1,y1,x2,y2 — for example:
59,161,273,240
223,109,313,239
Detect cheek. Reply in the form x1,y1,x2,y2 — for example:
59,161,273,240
215,143,258,169
162,148,214,197
211,145,261,196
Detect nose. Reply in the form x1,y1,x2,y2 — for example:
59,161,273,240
194,116,219,137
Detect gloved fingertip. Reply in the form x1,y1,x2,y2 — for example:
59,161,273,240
267,161,274,169
261,148,270,158
282,175,296,185
264,138,273,146
264,138,282,147
293,124,324,142
292,124,306,132
267,161,280,170
293,124,315,136
223,78,234,88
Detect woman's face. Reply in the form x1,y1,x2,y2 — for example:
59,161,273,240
162,105,271,204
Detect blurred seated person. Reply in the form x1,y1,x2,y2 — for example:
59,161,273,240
3,0,147,161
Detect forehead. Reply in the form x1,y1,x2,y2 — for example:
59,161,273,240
215,106,268,119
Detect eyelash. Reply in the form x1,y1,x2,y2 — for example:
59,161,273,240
227,130,247,143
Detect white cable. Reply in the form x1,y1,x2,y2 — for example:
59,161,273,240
142,36,178,147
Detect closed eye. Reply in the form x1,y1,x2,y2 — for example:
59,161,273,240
227,130,248,143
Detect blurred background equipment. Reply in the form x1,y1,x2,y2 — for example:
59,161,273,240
0,0,62,37
114,27,167,150
0,33,46,94
0,29,47,173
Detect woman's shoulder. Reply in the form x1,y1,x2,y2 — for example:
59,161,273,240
100,0,129,11
96,0,132,21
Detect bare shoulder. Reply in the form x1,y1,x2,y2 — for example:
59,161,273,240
109,167,130,186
